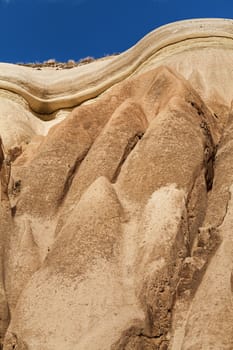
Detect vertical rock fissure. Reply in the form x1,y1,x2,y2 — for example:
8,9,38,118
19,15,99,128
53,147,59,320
111,132,144,183
57,147,91,205
175,117,218,294
0,139,12,348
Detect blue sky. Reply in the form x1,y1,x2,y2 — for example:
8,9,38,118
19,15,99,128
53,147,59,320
0,0,232,63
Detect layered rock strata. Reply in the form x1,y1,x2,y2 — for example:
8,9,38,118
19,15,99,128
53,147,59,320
0,18,233,349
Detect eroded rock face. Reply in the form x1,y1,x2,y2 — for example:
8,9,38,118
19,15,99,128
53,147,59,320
0,18,233,349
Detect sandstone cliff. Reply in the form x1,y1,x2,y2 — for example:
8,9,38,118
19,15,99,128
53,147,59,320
0,18,233,349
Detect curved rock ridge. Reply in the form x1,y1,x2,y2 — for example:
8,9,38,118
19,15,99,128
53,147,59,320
1,18,233,350
1,18,233,149
0,18,233,114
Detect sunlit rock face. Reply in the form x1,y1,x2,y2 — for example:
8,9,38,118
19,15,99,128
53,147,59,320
1,18,233,349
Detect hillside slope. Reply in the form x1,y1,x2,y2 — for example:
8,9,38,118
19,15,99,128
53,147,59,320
0,18,233,349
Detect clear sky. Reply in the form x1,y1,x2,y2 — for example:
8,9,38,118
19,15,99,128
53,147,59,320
0,0,232,63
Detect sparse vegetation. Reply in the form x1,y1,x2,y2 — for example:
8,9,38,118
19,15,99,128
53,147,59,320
17,53,121,69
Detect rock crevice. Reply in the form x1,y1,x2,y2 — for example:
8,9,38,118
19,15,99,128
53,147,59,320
1,18,233,350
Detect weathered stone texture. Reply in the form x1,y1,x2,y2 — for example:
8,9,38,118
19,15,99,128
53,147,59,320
0,18,233,350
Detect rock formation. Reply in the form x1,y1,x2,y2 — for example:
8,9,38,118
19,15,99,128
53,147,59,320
0,18,233,349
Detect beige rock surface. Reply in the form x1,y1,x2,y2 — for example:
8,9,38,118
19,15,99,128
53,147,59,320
0,18,233,349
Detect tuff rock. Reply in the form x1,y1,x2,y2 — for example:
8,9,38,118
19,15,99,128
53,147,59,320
0,18,233,349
